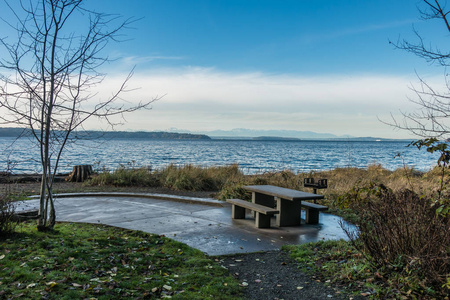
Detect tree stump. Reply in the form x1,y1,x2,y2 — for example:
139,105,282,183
66,165,92,182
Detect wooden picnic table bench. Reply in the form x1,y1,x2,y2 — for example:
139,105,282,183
243,185,327,226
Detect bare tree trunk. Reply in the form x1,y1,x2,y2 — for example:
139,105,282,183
38,173,47,229
0,0,159,231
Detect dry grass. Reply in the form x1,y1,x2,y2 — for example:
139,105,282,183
87,163,450,210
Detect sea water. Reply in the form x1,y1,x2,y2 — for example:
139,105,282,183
0,137,439,175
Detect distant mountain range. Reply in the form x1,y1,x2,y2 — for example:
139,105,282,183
167,128,352,139
166,128,394,140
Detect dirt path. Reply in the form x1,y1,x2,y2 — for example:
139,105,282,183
219,251,357,300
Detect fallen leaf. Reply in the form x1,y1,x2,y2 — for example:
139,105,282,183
26,283,36,288
72,283,82,287
46,281,57,288
241,282,248,287
0,255,4,260
297,286,304,290
151,287,158,293
163,285,172,291
255,279,261,283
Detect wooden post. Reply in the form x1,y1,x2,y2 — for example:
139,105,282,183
66,165,92,182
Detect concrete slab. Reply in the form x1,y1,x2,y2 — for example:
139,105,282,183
14,193,356,256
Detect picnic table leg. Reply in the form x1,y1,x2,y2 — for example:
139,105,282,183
305,208,320,224
252,192,276,218
275,197,301,227
231,205,246,219
252,192,276,207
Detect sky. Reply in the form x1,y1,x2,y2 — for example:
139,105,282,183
2,0,450,138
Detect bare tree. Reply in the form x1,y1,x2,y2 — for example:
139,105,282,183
0,0,159,230
390,0,450,139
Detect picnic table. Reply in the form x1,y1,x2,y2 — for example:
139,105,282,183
243,185,326,227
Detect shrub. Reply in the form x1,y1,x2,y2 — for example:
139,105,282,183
0,190,16,237
160,164,242,191
88,167,160,187
216,180,250,201
338,184,450,295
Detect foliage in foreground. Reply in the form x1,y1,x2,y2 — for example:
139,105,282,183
335,184,450,297
0,222,241,299
0,186,16,237
285,239,449,299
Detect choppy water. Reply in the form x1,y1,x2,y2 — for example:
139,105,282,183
0,137,439,175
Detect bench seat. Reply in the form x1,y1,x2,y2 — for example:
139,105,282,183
226,198,279,228
302,201,328,224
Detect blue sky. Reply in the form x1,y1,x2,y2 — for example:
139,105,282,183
2,0,449,138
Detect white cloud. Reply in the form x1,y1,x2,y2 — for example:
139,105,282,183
85,66,444,138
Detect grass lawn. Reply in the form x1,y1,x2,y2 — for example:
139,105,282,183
0,221,242,299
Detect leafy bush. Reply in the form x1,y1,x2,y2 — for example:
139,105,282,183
338,184,450,296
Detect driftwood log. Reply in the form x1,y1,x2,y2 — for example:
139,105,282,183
66,165,92,182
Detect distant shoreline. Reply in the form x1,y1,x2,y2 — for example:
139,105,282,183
0,127,411,142
0,128,210,140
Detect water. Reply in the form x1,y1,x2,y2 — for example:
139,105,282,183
0,137,439,175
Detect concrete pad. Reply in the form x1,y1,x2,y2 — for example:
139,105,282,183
14,193,356,256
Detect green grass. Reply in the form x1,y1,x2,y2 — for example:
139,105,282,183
0,221,242,299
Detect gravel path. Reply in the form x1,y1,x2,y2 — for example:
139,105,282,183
219,251,355,300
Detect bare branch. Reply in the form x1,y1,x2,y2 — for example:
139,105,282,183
0,0,157,230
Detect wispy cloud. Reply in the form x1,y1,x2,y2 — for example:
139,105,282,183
300,19,417,45
88,67,441,138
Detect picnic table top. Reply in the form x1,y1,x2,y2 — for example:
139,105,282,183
244,185,324,201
